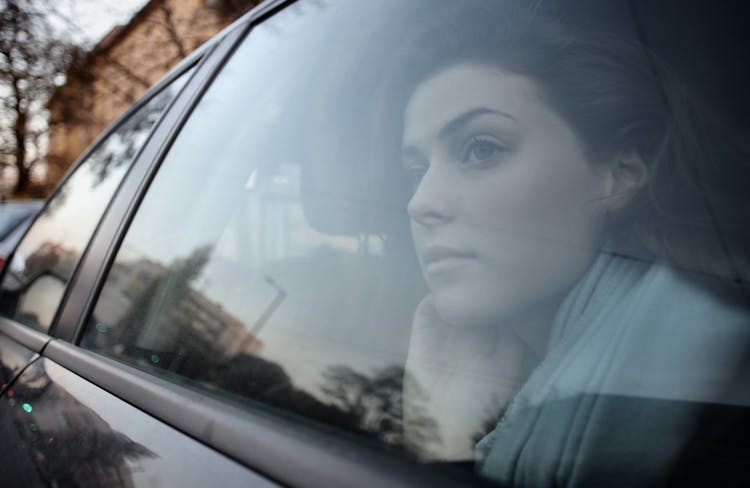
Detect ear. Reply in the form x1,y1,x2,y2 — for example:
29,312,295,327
603,150,649,209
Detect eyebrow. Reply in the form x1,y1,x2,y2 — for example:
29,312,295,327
401,107,518,165
438,107,517,140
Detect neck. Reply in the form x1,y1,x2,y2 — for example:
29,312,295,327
506,296,561,361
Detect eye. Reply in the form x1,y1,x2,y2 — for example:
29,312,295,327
404,163,427,191
402,147,429,191
463,136,507,165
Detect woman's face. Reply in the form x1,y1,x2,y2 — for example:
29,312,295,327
403,63,613,328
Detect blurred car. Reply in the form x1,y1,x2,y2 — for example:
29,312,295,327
0,0,747,487
0,200,43,269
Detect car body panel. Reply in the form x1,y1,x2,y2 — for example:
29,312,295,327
0,332,37,395
0,357,280,487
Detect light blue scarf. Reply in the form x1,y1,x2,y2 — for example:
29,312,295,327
477,252,750,486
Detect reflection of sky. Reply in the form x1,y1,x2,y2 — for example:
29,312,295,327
51,0,149,45
37,162,127,253
10,154,128,282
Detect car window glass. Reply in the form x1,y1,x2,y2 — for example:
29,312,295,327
0,69,192,332
84,0,425,454
81,0,750,484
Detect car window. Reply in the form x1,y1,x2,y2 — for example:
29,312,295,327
80,1,750,485
0,69,193,332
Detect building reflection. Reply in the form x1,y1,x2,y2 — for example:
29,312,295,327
88,249,263,367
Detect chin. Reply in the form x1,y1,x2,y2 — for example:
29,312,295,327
431,285,513,329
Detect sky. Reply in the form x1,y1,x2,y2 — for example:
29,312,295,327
52,0,150,46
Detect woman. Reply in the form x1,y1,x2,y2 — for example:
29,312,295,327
396,1,750,485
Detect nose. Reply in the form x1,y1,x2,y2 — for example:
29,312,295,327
407,164,455,227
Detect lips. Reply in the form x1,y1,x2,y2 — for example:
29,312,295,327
420,245,476,274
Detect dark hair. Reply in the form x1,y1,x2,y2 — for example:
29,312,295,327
383,0,750,285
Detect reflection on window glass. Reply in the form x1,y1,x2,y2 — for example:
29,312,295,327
83,1,427,456
83,0,750,485
0,69,192,332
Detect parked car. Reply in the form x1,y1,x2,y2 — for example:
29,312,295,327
0,0,748,486
0,200,43,269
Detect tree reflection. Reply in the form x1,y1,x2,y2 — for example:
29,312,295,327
201,359,440,457
200,354,360,430
321,365,440,456
88,90,174,187
85,245,262,374
110,245,214,363
0,360,154,487
33,429,154,487
41,77,182,216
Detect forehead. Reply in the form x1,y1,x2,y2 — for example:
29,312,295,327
403,63,542,141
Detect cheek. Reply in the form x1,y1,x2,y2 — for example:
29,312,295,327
444,152,607,321
470,145,607,253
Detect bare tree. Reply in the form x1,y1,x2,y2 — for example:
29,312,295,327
0,0,81,196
